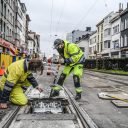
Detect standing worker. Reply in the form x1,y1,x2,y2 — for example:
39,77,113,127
0,59,43,109
50,39,85,100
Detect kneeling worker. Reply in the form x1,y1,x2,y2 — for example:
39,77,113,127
0,59,43,109
51,39,85,100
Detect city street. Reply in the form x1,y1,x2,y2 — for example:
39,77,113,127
33,64,128,128
64,69,128,128
0,64,128,128
1,0,128,128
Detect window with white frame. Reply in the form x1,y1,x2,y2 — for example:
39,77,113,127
113,25,119,35
125,35,127,46
125,18,128,29
121,36,125,47
113,40,119,49
104,17,109,25
121,21,125,31
104,28,111,37
104,40,111,48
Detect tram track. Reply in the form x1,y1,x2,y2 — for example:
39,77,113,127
0,106,20,128
0,68,100,128
85,71,128,86
64,87,99,128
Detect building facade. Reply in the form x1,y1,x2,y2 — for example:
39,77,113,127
120,4,128,58
77,34,90,59
0,0,16,55
110,14,121,58
96,20,104,58
28,31,40,56
89,31,97,59
15,0,27,55
66,27,92,43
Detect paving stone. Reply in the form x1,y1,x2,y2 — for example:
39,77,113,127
98,92,128,100
111,100,128,108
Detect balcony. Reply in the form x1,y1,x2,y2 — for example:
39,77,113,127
15,7,22,18
15,20,22,30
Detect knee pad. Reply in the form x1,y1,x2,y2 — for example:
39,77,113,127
60,73,66,80
57,73,66,86
73,75,80,88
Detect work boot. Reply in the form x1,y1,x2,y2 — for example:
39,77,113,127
75,93,81,100
0,91,2,99
50,90,59,97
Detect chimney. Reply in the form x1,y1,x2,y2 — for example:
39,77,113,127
119,3,123,13
86,27,91,32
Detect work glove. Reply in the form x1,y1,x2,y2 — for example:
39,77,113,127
64,58,73,65
0,103,8,109
50,90,59,97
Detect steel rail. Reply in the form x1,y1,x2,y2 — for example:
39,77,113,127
85,72,128,86
64,87,99,128
0,106,20,128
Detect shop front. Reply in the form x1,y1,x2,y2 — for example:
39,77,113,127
0,38,16,68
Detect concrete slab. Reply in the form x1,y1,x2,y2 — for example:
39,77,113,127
98,92,128,100
9,120,76,128
111,100,128,108
16,114,76,121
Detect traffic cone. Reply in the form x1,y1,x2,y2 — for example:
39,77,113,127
47,63,52,75
0,61,5,76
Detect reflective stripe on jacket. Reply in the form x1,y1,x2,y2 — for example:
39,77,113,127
0,59,38,103
64,40,84,66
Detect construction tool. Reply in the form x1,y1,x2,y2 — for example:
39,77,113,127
106,95,128,103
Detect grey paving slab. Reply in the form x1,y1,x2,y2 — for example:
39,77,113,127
9,120,76,128
98,92,128,100
112,100,128,108
16,114,76,121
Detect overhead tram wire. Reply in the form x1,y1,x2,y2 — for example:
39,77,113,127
64,0,98,35
50,0,54,39
55,0,66,37
73,0,98,30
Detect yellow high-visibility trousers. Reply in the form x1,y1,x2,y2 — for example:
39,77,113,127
10,84,28,106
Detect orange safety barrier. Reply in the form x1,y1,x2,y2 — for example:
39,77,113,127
0,61,5,76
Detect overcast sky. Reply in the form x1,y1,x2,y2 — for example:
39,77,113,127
21,0,127,57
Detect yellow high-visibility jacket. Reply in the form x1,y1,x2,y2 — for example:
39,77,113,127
63,40,85,66
0,59,38,103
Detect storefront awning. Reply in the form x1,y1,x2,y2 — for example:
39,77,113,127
0,38,16,55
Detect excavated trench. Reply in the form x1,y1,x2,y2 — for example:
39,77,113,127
29,98,69,114
15,98,76,123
